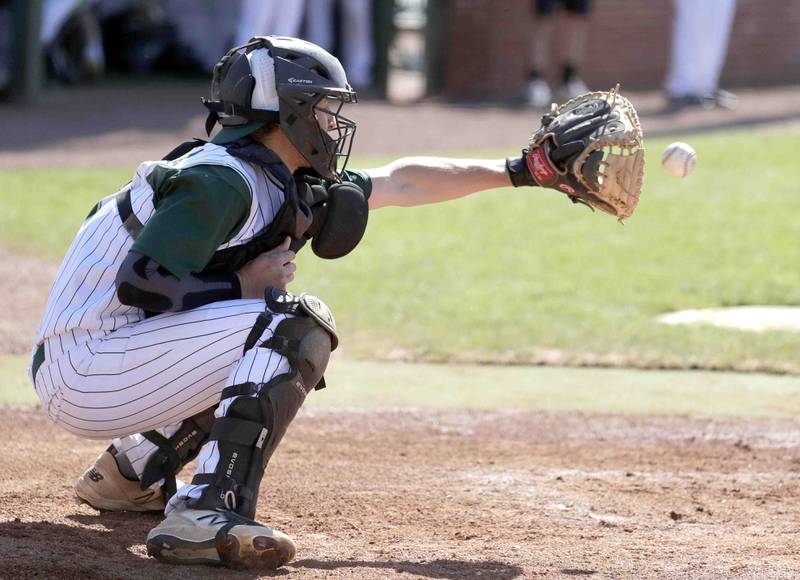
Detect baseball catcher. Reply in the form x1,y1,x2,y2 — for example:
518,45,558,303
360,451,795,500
29,35,645,572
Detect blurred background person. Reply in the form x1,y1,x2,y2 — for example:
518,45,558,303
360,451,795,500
150,0,243,73
236,0,306,45
42,0,105,84
305,0,375,91
526,0,593,109
95,0,226,76
665,0,738,111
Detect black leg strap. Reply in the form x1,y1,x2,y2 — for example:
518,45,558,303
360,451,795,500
243,312,273,354
209,416,267,447
191,473,256,510
259,335,301,359
140,431,180,499
221,382,259,399
139,406,216,499
187,293,334,517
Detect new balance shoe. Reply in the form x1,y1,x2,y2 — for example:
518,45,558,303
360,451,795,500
75,449,174,512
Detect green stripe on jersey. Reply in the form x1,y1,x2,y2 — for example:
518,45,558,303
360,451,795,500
132,164,252,279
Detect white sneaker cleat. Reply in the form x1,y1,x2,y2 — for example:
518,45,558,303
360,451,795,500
526,78,553,109
146,508,296,570
75,449,176,512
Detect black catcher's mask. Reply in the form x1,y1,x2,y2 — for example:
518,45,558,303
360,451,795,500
203,36,357,180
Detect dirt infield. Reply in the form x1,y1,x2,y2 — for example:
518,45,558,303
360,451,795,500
2,406,799,579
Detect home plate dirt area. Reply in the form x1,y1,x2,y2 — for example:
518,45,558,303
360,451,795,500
1,406,799,579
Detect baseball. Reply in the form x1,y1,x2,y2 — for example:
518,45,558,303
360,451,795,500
661,142,697,177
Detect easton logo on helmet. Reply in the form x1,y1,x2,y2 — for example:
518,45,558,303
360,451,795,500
288,77,312,84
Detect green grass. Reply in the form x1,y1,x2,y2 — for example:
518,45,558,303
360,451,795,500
4,353,799,417
0,169,133,257
321,359,800,418
2,128,799,372
303,129,800,372
0,356,37,406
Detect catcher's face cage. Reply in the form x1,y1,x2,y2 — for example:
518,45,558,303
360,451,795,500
281,89,357,180
204,36,358,180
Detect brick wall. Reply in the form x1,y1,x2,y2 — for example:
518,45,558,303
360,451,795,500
441,0,800,98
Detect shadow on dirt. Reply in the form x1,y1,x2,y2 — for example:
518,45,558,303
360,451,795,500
0,517,524,578
0,517,154,578
0,516,293,578
292,557,524,579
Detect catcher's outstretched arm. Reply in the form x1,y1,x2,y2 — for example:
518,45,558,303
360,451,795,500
365,157,513,210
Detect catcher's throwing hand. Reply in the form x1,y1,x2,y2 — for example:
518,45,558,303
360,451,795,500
237,236,297,298
506,85,645,221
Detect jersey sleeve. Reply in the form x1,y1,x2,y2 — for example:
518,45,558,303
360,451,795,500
132,164,252,279
340,168,372,199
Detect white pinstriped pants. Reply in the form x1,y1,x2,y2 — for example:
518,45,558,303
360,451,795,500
33,299,293,511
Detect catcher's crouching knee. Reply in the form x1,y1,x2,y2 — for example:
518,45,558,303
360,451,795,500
242,289,338,391
272,316,331,390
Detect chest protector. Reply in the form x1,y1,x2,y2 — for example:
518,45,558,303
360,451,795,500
160,137,368,275
203,139,312,274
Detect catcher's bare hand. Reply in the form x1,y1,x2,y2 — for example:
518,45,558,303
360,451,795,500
506,86,645,221
237,236,297,298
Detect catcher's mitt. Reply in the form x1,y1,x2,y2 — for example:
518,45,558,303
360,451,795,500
506,85,645,221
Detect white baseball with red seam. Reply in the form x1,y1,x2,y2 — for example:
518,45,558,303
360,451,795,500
661,142,697,178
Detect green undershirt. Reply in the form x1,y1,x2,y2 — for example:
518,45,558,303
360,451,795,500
132,164,252,279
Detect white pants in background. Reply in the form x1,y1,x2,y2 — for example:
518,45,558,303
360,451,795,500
305,0,374,87
666,0,737,98
237,0,306,43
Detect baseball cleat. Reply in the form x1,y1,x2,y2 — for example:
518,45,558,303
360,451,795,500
146,508,296,570
75,449,173,512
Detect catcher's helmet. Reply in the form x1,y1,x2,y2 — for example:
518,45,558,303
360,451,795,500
203,36,357,180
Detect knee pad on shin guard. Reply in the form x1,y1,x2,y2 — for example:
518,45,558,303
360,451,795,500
267,316,332,390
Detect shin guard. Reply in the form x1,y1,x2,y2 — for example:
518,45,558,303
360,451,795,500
190,290,335,519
